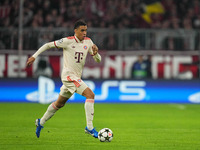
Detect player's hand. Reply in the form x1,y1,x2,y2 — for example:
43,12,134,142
26,56,35,67
92,44,98,55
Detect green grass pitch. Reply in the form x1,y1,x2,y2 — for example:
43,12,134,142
0,103,200,150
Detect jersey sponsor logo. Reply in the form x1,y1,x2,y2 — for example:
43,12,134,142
75,52,83,63
83,45,87,50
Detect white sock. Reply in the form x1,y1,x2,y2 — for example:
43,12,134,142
84,99,94,130
40,102,59,126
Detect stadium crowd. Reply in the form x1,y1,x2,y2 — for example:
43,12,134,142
0,0,200,51
0,0,200,29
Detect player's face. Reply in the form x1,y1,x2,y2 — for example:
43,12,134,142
75,25,87,41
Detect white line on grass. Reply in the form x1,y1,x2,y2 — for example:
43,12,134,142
169,103,186,110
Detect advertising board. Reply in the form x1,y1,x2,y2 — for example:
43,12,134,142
0,77,199,103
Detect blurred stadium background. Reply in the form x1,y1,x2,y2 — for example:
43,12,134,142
0,0,200,103
0,0,200,150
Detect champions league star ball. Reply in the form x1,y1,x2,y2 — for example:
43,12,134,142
98,128,113,142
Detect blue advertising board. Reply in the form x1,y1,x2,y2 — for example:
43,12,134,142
0,76,200,103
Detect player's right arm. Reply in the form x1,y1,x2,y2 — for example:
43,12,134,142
26,42,55,67
26,38,67,67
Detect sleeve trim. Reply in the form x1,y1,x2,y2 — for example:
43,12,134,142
54,41,58,49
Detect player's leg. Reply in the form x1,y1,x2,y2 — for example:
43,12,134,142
35,84,73,138
82,87,95,130
81,87,98,138
40,94,69,126
35,94,70,138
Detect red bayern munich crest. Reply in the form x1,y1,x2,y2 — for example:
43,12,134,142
83,45,87,50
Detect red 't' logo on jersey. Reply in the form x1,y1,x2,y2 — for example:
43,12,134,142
75,52,83,63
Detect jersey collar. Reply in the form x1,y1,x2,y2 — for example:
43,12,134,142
74,35,84,43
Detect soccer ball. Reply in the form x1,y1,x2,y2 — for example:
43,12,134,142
98,128,113,142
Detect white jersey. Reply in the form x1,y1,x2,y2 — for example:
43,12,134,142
54,36,94,81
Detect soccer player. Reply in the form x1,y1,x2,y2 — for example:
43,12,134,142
26,20,101,138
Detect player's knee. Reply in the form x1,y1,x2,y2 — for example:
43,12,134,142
88,91,95,99
54,101,65,108
58,103,65,108
82,88,95,99
85,91,95,99
91,92,95,99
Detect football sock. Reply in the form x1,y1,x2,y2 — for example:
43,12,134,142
84,99,94,130
40,102,59,126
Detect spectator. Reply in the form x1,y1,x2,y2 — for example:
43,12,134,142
0,0,199,30
1,0,200,51
131,55,151,79
34,57,53,78
193,15,200,29
127,40,143,50
103,33,118,50
144,55,152,78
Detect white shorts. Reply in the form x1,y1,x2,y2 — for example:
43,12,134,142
59,79,88,98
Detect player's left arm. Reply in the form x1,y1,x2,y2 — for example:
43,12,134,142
91,44,101,63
